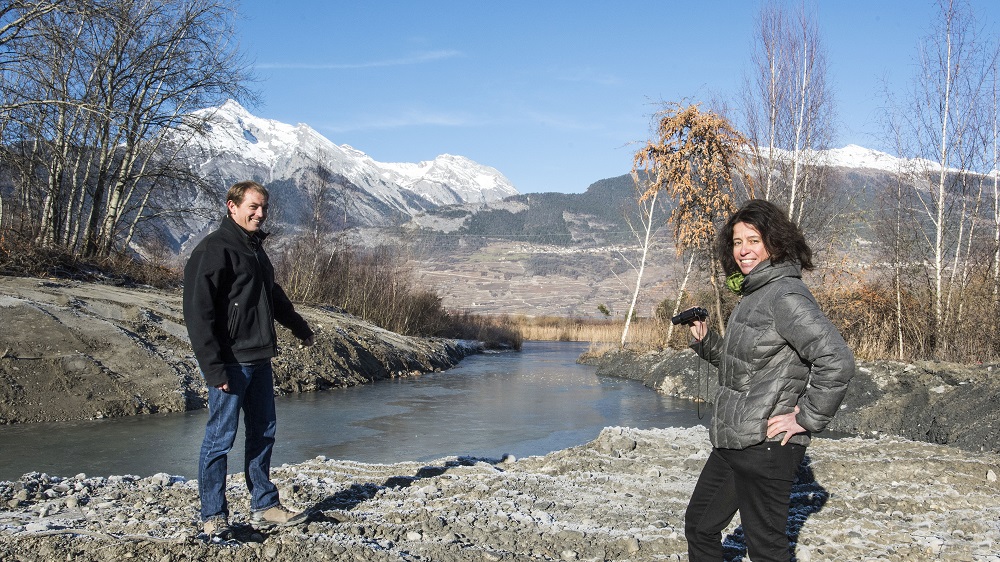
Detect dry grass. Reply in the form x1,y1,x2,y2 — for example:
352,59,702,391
515,270,1000,365
505,315,671,351
0,236,181,288
815,271,1000,364
274,237,524,348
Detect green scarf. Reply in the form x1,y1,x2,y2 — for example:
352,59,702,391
725,272,745,295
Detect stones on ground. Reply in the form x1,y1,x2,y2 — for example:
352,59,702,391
0,426,997,560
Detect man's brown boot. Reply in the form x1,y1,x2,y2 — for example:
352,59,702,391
251,504,310,528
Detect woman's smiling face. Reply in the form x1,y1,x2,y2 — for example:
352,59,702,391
732,221,769,274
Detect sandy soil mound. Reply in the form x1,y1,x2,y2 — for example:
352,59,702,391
0,426,996,561
0,276,477,424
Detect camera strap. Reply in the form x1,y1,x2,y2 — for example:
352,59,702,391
696,352,707,420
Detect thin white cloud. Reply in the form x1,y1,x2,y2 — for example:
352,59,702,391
323,110,482,133
256,50,463,70
321,105,605,135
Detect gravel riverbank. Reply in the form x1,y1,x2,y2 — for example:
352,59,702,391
1,426,998,561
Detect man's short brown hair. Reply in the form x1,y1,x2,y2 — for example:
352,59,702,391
226,181,269,210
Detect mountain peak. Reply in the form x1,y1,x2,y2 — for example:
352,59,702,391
824,144,900,171
173,101,519,226
217,98,252,117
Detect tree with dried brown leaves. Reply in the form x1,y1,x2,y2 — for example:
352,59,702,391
628,103,754,343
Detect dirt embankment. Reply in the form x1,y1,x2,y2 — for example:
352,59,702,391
0,276,479,425
588,348,1000,455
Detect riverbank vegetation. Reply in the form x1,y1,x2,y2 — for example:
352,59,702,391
272,237,522,350
500,315,666,352
0,235,523,350
0,237,181,288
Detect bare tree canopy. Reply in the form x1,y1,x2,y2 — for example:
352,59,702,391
739,0,836,229
0,0,253,257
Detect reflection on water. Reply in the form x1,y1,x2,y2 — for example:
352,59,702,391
0,341,706,480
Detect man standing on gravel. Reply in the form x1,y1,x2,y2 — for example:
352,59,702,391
183,180,314,540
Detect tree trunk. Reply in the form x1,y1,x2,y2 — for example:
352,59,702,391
665,251,697,343
931,8,955,356
709,256,725,338
787,34,810,220
621,190,657,349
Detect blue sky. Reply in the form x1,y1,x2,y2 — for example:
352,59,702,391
236,1,997,194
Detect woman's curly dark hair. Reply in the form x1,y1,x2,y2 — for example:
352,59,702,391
716,199,814,276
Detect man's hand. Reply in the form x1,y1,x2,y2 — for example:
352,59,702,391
299,335,315,348
215,381,230,392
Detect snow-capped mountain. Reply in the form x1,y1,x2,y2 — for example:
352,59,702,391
172,100,518,228
379,154,517,206
823,145,909,171
766,143,950,174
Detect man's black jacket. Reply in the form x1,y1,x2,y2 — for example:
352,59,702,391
183,216,313,387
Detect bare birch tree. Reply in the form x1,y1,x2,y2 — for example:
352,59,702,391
742,2,787,201
0,0,65,233
279,161,345,302
991,59,1000,317
617,182,660,348
0,0,251,257
883,0,994,358
740,1,835,230
784,6,834,223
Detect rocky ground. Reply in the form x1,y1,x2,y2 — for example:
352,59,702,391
0,426,997,561
590,347,1000,455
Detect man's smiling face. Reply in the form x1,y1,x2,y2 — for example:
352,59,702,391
227,189,268,233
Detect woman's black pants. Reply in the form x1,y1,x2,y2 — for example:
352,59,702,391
685,442,806,562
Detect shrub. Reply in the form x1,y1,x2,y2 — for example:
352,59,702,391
272,236,522,348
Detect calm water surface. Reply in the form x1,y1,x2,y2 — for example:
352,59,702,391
0,341,706,481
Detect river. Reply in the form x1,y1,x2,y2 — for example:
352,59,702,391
0,341,706,481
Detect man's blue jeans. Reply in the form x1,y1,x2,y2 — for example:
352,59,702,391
199,361,280,521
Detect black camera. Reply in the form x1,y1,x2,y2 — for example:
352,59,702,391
671,306,709,326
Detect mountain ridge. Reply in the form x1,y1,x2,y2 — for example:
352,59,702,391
158,100,522,255
158,102,972,318
170,100,519,227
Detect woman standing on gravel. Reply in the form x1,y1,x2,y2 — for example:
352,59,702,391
682,199,855,562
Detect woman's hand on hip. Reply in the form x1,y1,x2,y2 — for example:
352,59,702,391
767,405,806,445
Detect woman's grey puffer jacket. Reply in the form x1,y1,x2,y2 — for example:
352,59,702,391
691,260,855,450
